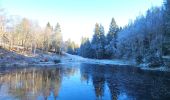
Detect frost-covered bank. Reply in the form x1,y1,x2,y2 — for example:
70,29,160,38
1,48,170,72
0,48,135,67
0,48,62,67
64,53,170,72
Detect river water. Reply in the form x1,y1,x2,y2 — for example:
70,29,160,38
0,63,170,100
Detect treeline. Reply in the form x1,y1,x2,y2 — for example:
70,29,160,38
78,0,170,66
78,19,120,59
0,11,78,55
79,20,120,59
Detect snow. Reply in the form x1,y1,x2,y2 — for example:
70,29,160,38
61,53,135,66
140,66,170,72
138,62,170,72
163,56,170,59
61,53,170,72
0,48,169,72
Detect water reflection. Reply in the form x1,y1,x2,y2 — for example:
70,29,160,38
0,64,170,100
0,66,77,100
80,64,170,100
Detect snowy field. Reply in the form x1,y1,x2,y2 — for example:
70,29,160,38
61,53,135,66
0,48,135,67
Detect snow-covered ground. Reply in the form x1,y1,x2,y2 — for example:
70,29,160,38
61,53,135,66
0,48,135,67
138,62,170,72
0,48,169,72
140,66,170,72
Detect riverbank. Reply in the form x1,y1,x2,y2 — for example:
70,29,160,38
0,48,170,72
0,48,62,67
62,54,170,72
0,48,135,67
137,63,170,72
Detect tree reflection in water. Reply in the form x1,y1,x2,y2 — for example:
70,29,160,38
80,64,170,100
0,64,170,100
0,66,77,100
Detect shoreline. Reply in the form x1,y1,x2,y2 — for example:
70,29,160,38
1,61,170,72
0,48,169,72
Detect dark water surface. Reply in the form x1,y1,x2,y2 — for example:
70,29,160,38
0,63,170,100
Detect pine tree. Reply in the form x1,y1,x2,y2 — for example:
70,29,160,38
91,23,106,59
43,22,52,52
105,18,119,58
106,18,119,45
163,0,170,55
79,37,93,58
52,23,63,54
66,39,78,55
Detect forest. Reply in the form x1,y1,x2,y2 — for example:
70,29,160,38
0,0,169,68
77,0,170,67
0,0,170,100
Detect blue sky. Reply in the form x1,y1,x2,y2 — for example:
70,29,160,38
0,0,163,43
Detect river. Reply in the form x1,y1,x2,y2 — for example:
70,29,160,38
0,63,170,100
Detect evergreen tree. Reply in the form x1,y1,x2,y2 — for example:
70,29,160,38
43,22,53,52
106,18,119,45
79,37,93,58
52,23,63,54
105,18,119,58
163,0,170,55
66,39,78,55
91,23,106,59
